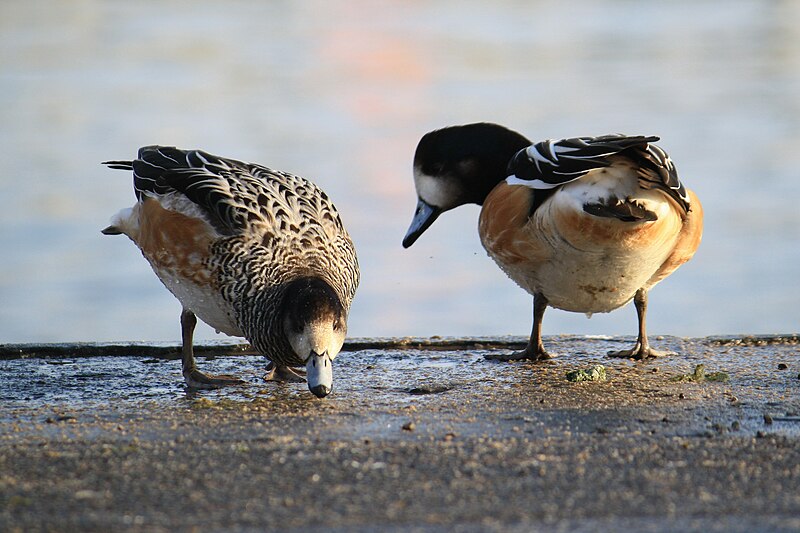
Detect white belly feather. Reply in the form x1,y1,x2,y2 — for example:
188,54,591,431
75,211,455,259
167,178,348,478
155,270,243,337
110,200,243,337
489,170,682,314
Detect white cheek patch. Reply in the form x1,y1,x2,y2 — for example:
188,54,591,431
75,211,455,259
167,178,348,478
414,170,457,210
289,321,346,363
318,325,346,361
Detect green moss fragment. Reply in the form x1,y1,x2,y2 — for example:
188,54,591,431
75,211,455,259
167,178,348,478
7,495,32,509
565,364,607,382
671,364,729,383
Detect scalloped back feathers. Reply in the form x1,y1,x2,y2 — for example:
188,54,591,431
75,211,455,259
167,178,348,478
103,146,360,368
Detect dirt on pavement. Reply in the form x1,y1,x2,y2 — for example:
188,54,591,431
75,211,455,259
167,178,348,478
1,335,799,532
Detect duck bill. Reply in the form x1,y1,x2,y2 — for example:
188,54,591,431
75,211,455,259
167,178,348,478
402,199,441,248
306,351,333,398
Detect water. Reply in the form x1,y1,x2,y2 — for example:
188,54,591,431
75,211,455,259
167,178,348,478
1,0,798,344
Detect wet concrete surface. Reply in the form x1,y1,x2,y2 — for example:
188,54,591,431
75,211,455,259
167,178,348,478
1,335,799,532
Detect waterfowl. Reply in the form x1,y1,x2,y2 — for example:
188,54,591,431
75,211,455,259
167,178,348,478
403,123,702,361
103,146,359,397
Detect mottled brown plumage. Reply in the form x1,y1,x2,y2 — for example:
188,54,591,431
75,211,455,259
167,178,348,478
104,146,359,397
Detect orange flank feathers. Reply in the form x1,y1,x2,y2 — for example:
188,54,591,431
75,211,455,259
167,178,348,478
646,189,704,287
479,182,549,268
135,198,216,288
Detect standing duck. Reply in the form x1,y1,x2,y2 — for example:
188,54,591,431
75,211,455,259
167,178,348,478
103,146,359,398
403,123,702,361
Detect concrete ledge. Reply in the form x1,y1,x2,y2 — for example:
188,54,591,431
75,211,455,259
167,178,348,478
1,333,798,359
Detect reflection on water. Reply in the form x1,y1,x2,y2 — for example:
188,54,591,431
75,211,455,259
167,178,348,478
0,0,798,343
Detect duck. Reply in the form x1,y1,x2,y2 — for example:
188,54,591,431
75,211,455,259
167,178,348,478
103,146,359,398
403,123,703,361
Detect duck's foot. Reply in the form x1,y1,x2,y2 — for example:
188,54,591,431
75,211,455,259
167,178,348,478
488,294,552,363
183,368,245,389
607,342,669,360
485,346,552,362
263,362,306,383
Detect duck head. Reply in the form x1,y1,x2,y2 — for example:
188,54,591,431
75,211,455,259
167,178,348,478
282,277,347,398
402,123,531,247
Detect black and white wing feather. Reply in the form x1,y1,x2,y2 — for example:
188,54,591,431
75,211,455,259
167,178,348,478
506,135,690,212
104,146,347,238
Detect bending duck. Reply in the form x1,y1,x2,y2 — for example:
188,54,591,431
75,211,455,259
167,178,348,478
103,146,359,397
403,123,702,361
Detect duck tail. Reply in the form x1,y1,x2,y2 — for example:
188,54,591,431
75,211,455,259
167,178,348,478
101,225,123,235
102,160,134,171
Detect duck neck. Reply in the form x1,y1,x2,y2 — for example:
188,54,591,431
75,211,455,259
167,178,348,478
237,283,292,359
473,130,532,205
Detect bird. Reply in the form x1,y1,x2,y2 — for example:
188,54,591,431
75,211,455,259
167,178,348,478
103,146,359,398
403,123,703,361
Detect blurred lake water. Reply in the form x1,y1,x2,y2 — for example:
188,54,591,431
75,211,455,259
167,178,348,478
1,0,798,343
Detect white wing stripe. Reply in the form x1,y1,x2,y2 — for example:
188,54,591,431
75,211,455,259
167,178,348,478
506,175,576,189
524,145,551,173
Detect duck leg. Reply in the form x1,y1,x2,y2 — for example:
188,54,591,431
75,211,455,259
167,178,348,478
180,309,244,388
607,289,669,360
263,361,307,383
486,293,552,362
